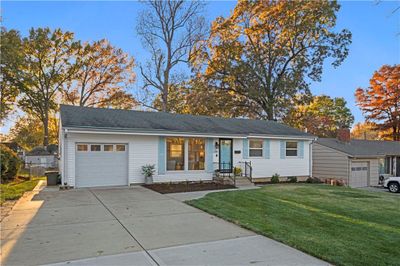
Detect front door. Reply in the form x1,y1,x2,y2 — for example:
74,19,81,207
396,157,400,176
219,139,232,173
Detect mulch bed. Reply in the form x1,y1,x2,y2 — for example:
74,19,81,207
143,182,236,194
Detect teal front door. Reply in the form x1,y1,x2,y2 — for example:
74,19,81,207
219,139,232,173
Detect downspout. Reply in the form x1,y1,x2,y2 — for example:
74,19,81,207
347,157,351,187
310,138,317,177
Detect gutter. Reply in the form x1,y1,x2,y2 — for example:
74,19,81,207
63,127,315,140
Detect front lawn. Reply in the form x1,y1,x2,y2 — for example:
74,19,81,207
0,177,44,205
187,184,400,266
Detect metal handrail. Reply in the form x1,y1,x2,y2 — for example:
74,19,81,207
244,161,253,182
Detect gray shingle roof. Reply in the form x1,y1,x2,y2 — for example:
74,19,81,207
60,105,313,138
316,138,400,157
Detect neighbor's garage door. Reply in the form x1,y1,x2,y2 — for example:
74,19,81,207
75,143,128,188
350,162,368,188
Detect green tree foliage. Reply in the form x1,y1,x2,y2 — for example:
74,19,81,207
192,0,351,120
0,144,22,182
284,95,354,137
153,77,255,118
7,28,80,147
0,28,23,124
9,115,59,151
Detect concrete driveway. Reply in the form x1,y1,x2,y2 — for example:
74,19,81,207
1,186,326,266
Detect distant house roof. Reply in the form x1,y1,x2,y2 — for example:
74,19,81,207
60,105,314,138
316,138,400,157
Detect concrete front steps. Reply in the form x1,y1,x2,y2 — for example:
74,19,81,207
234,177,254,187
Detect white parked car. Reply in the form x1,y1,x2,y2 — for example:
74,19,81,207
383,176,400,193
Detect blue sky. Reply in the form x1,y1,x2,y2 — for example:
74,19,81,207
2,0,399,133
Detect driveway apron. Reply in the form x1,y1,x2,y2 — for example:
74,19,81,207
1,186,326,266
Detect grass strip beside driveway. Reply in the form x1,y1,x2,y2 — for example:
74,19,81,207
0,177,44,205
187,184,400,266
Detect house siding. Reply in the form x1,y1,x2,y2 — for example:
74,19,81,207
312,143,349,181
62,133,312,187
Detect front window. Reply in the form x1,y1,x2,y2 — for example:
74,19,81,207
249,139,263,157
189,138,205,170
286,141,298,157
167,138,185,171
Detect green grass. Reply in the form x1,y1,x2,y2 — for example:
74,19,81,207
187,184,400,266
0,177,44,205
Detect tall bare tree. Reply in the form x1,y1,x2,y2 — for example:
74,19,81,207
137,0,205,112
64,39,137,109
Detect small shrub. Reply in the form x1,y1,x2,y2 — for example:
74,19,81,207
271,173,280,183
1,144,22,183
288,176,297,183
234,167,242,176
306,177,322,184
141,164,155,177
141,164,155,184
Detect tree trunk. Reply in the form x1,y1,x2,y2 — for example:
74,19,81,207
162,89,168,112
43,114,49,148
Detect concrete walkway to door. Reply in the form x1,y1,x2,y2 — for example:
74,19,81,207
1,186,327,266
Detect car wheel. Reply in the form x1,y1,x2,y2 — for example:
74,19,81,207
388,182,399,193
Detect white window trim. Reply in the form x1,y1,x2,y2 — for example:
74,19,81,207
285,141,298,158
249,139,263,158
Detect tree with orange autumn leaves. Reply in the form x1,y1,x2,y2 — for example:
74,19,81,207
355,65,400,141
63,39,136,109
192,0,352,120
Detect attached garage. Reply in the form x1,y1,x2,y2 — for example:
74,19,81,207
350,161,368,188
75,143,128,188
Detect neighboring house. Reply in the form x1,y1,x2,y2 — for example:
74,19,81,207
59,105,315,188
1,142,26,159
25,146,58,168
313,129,400,188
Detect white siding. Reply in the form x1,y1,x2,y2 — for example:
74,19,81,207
62,132,312,186
232,139,311,178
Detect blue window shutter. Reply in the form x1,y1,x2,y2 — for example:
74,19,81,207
206,138,214,173
299,141,304,159
243,139,249,159
280,140,286,159
158,136,166,174
263,139,270,159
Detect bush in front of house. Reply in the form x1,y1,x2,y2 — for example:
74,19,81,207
234,167,242,176
288,176,297,183
0,144,22,182
306,177,322,184
141,164,155,184
271,173,280,183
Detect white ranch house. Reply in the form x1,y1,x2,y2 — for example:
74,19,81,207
59,105,315,188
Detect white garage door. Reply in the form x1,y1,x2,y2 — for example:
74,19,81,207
75,143,128,188
350,162,368,188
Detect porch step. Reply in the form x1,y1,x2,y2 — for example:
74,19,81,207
234,177,254,187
